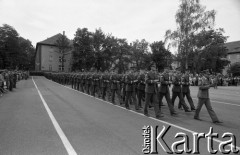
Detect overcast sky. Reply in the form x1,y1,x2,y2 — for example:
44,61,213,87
0,0,240,51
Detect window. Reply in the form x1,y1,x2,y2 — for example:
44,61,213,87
49,65,52,71
59,65,64,71
49,55,53,62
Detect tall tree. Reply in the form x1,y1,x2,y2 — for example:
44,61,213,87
193,28,229,73
72,28,94,71
112,38,131,74
228,62,240,76
165,0,216,71
55,33,71,71
150,41,172,72
130,39,150,70
0,24,19,69
18,37,36,70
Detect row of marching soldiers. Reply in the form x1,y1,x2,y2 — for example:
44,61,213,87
44,64,197,119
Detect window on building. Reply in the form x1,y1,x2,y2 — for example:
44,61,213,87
59,65,64,71
49,55,53,62
49,65,52,71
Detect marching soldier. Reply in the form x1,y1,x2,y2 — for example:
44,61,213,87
158,68,177,116
137,70,145,108
100,72,108,100
110,72,121,104
171,71,191,112
194,71,222,124
178,71,196,110
144,64,163,118
124,69,139,110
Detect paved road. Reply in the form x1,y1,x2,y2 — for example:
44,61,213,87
0,76,239,155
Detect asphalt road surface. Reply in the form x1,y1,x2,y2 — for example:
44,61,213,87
0,76,239,155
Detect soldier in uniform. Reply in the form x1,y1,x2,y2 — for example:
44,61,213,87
158,68,177,116
124,68,139,110
178,71,196,110
194,71,222,124
110,71,121,104
144,64,163,118
137,70,145,108
171,71,191,112
100,72,108,100
120,73,126,104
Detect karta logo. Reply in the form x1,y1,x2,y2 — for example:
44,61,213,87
142,125,239,154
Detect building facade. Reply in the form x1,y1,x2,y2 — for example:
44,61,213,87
35,33,73,72
223,41,240,75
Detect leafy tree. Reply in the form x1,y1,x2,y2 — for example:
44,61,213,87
55,33,71,71
0,24,35,70
192,28,230,73
18,37,36,70
130,39,151,70
150,41,172,72
165,0,216,71
228,62,240,76
72,28,94,71
0,24,19,69
112,38,131,74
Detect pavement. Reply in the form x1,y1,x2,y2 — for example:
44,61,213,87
0,76,239,155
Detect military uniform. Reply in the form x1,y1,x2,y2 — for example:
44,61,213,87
137,72,145,108
194,75,221,123
158,72,177,115
179,74,195,110
110,73,122,104
144,70,162,117
125,72,138,110
171,73,191,112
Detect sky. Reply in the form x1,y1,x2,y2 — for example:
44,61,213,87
0,0,240,52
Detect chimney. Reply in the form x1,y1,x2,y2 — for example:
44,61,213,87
63,31,65,36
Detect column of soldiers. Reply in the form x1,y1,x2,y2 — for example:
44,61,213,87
43,64,222,123
0,70,29,97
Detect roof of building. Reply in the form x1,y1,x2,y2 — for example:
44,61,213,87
225,40,240,54
36,33,73,50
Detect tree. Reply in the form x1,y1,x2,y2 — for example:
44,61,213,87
192,28,230,73
165,0,216,71
0,24,35,70
130,39,151,70
150,41,172,72
112,38,131,74
0,24,19,69
55,33,71,72
18,37,36,70
228,62,240,76
72,28,94,71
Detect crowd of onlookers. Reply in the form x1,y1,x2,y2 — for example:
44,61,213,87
0,70,29,97
189,74,240,87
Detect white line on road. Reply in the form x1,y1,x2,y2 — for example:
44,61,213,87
192,97,240,107
32,77,77,155
45,78,240,151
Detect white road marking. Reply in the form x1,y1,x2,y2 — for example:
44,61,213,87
32,77,77,155
45,77,240,151
192,97,240,107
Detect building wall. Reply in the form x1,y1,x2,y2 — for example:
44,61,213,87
64,51,72,72
36,44,72,72
35,45,41,71
41,45,61,71
227,53,240,64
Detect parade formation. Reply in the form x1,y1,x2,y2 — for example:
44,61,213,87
43,64,229,124
0,70,29,96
